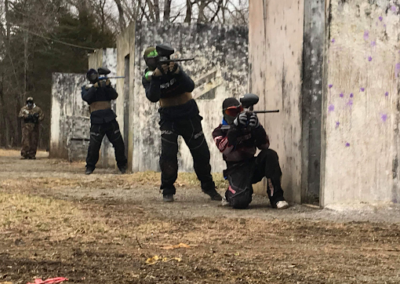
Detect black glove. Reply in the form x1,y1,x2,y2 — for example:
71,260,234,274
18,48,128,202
248,112,259,128
33,113,39,118
99,80,107,88
227,125,239,146
27,114,34,121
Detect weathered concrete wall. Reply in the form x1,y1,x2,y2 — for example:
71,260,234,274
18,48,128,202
131,23,248,173
249,0,304,203
321,0,400,207
50,73,89,160
115,22,136,170
87,48,118,168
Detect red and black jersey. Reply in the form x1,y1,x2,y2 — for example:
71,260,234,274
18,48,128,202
212,123,270,163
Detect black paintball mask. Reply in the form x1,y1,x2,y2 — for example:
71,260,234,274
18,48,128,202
86,69,99,84
222,97,243,125
26,97,34,109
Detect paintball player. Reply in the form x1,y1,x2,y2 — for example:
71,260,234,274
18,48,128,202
212,97,289,209
81,69,127,175
18,97,44,159
142,44,222,202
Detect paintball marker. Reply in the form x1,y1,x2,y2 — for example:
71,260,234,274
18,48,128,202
145,44,195,78
240,93,279,114
97,67,125,80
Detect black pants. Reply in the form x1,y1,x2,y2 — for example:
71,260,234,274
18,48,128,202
159,114,215,195
86,119,127,169
225,149,285,209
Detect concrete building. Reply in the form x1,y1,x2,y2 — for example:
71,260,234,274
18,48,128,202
249,0,400,208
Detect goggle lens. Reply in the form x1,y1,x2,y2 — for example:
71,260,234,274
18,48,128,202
223,105,243,117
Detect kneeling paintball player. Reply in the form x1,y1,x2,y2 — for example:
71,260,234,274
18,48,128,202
212,96,289,209
142,43,222,202
81,68,127,175
18,97,44,159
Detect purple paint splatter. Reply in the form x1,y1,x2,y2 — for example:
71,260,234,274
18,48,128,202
329,84,333,89
350,93,354,98
329,104,335,112
345,142,350,147
339,93,344,98
381,114,388,122
335,121,340,129
392,5,397,12
331,38,335,43
385,92,389,97
379,16,383,21
360,88,365,92
371,41,376,47
363,31,369,41
384,24,387,28
347,99,353,106
368,56,373,62
396,63,400,77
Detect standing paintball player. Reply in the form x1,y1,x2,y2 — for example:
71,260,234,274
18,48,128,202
142,44,222,202
212,96,289,209
81,68,127,175
18,97,44,159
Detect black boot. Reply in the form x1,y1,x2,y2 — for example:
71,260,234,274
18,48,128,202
85,167,94,175
203,188,223,201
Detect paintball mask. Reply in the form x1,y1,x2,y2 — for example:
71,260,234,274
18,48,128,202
143,47,159,71
26,97,34,108
86,69,99,84
222,97,243,125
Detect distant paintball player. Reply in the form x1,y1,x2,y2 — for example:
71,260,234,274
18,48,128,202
142,43,222,202
212,97,289,209
18,97,44,159
81,68,127,175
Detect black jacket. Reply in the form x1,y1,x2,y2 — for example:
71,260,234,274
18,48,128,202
142,66,195,102
81,84,118,124
142,66,198,120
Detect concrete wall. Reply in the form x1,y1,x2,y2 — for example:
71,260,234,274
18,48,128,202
130,23,249,173
50,73,89,160
248,0,304,203
115,22,136,170
321,0,400,207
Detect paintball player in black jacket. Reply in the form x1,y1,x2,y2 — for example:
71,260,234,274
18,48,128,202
81,69,127,175
212,97,289,209
142,45,222,202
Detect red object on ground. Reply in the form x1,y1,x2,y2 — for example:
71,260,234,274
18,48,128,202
27,277,68,284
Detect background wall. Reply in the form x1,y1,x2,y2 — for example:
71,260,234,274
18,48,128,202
130,23,249,174
321,0,400,207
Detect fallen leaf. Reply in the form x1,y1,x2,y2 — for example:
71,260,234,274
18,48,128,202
145,255,160,265
161,243,191,250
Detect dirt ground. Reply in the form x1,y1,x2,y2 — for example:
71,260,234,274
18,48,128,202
1,150,400,284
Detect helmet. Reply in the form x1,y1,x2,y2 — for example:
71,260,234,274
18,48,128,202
26,97,34,103
222,97,242,124
86,69,99,83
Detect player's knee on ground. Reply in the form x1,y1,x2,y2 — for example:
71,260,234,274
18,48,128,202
229,191,253,209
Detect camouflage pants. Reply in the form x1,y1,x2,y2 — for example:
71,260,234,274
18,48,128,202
21,123,39,158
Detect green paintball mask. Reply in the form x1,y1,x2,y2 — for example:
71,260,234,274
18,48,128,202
144,47,159,71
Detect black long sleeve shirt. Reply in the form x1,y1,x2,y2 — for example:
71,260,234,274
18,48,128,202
81,84,118,124
142,66,198,120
